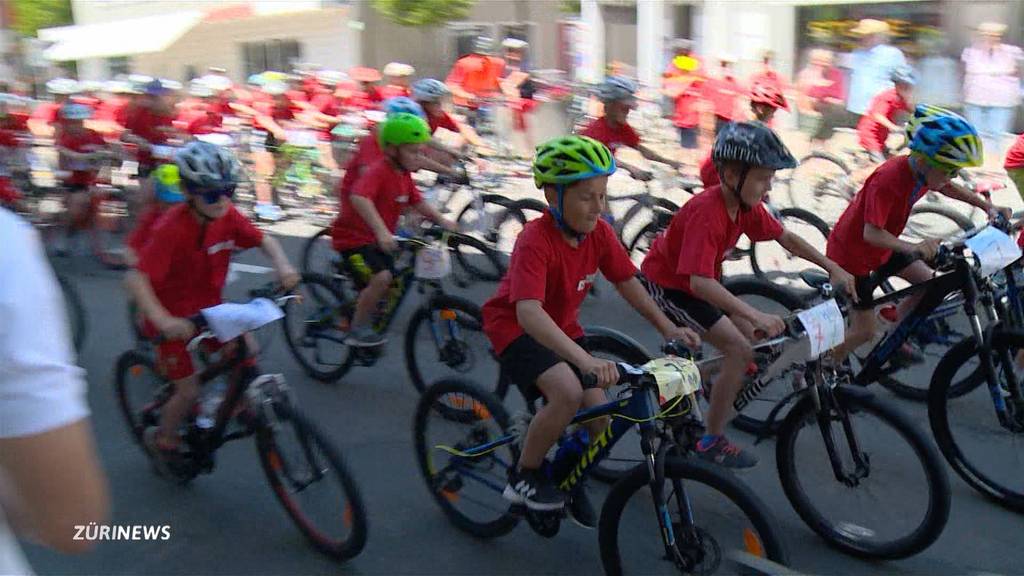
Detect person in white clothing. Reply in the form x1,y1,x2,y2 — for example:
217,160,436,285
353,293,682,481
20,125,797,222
0,207,109,574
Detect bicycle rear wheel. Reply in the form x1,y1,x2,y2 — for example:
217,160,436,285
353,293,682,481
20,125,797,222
785,151,853,218
777,386,950,559
114,350,170,452
928,330,1024,512
255,400,367,561
448,232,507,283
599,457,788,575
413,378,520,538
300,227,338,278
750,208,830,290
404,295,494,394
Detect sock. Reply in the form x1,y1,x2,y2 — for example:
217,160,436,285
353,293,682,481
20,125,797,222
697,434,722,451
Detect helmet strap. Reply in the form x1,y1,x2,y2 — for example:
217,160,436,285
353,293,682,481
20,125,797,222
723,164,753,213
187,197,217,223
548,183,586,242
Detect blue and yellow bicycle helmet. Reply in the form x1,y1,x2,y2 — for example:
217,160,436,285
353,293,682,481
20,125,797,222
905,104,983,171
153,163,184,204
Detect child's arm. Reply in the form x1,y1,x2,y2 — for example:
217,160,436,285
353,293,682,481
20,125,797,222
872,112,900,132
936,180,1010,219
455,119,487,150
413,201,457,231
863,223,940,260
775,230,857,301
690,275,785,338
123,270,193,339
614,276,700,347
636,143,683,171
515,299,619,388
350,195,398,252
258,235,300,289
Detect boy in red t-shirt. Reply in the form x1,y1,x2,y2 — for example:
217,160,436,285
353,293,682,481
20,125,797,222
56,104,109,239
856,66,915,163
828,106,1005,362
1004,132,1024,211
411,78,489,156
126,164,184,265
580,76,683,181
331,113,457,348
642,123,854,468
484,135,698,521
698,83,787,188
663,43,704,166
125,142,299,472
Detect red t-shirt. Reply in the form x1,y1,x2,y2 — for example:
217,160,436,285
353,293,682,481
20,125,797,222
427,110,459,134
642,186,783,294
699,153,720,188
446,54,505,106
375,84,411,101
136,203,264,318
5,111,30,133
338,129,385,196
670,77,704,128
1005,133,1024,169
127,204,169,252
344,90,378,111
0,129,19,149
580,116,641,153
57,128,106,186
482,212,637,355
95,96,131,126
254,101,295,132
805,67,846,102
331,159,423,251
826,156,928,276
696,75,745,119
857,89,910,152
700,76,744,121
31,102,64,127
124,106,175,166
311,92,342,140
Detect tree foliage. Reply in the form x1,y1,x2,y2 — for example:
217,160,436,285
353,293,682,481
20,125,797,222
371,0,475,27
10,0,73,37
560,0,581,14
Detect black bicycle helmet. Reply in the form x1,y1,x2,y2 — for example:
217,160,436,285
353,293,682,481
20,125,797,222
712,121,797,171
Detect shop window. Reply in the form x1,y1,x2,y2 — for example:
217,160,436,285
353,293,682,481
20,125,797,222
107,56,130,77
242,39,302,77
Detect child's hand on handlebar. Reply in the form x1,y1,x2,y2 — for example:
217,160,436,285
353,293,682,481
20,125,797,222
156,315,195,341
913,238,942,262
664,325,701,349
580,356,620,389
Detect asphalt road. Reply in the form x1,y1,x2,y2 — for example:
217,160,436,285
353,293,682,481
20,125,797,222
20,210,1024,576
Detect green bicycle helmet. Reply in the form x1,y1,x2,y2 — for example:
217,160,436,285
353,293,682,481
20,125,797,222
533,135,616,239
378,112,431,147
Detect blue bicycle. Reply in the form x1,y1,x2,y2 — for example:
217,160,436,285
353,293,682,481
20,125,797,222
412,345,788,575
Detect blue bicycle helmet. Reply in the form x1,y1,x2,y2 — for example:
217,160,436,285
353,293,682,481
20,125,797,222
905,104,983,170
890,65,916,86
383,96,426,120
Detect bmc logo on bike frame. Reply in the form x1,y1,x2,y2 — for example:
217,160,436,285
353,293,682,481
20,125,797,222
558,424,612,491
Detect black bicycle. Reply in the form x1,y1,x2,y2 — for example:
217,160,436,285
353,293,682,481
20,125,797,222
413,344,788,575
691,277,951,559
286,226,496,391
113,293,367,561
56,272,87,353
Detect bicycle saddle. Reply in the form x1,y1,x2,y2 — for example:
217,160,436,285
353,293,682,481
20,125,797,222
800,270,831,291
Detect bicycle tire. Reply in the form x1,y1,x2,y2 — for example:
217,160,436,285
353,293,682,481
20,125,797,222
448,232,508,283
255,401,368,561
776,387,950,559
721,278,810,436
413,377,520,538
454,193,512,239
626,218,665,265
928,330,1024,512
617,196,679,249
785,151,852,212
56,273,87,353
598,456,789,575
281,273,355,382
113,350,166,451
300,227,336,278
489,197,547,255
749,208,831,284
404,294,490,394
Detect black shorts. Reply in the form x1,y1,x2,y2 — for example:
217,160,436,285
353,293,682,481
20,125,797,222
677,126,698,149
137,164,155,179
499,334,594,404
65,182,89,194
340,245,395,287
639,274,724,332
852,251,917,309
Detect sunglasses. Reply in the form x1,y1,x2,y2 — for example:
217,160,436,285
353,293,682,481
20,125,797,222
196,185,235,205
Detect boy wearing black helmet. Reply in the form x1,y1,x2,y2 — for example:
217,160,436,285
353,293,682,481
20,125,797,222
641,122,855,468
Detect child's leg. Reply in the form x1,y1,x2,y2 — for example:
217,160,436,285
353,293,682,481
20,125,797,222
153,341,201,450
894,260,935,319
350,269,392,330
580,387,610,441
831,307,878,362
518,362,584,470
701,317,754,436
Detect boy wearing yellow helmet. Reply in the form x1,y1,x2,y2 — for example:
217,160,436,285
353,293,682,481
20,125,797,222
332,113,457,348
482,135,699,525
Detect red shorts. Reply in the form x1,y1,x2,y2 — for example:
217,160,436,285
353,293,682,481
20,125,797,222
142,320,222,381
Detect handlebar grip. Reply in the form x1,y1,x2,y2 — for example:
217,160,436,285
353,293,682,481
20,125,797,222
662,340,693,360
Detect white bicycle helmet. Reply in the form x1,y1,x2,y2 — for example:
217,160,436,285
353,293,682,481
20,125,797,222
597,76,637,103
61,103,92,120
188,79,214,98
502,38,528,51
175,141,240,194
46,78,79,95
383,62,415,77
411,78,450,103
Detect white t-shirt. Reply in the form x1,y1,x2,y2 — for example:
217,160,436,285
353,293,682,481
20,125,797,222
0,208,90,576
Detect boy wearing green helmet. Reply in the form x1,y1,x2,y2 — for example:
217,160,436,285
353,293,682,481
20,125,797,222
482,135,699,523
332,113,457,348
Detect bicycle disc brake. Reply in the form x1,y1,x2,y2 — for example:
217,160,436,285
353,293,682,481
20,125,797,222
670,524,720,576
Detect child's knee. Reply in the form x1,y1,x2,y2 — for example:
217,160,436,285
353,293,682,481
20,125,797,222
173,376,201,402
537,364,584,411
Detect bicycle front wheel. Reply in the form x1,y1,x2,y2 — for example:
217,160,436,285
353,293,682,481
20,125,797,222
929,330,1024,512
777,387,950,559
599,457,788,575
281,273,355,382
404,295,495,394
255,401,368,561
